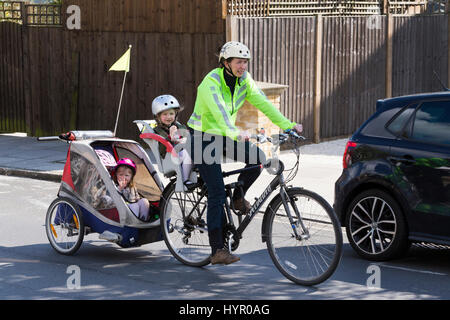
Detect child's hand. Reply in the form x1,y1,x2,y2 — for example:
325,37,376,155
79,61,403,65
117,177,128,191
178,137,187,144
169,126,179,142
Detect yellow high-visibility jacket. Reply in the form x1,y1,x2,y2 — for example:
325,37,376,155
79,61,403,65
188,68,296,140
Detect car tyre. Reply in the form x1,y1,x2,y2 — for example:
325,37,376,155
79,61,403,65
345,189,409,261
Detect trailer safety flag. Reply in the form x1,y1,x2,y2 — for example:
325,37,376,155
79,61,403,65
109,46,131,73
109,45,132,135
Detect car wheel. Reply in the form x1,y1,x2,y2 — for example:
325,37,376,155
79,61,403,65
345,189,409,261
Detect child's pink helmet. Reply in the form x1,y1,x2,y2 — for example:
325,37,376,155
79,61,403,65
115,158,137,175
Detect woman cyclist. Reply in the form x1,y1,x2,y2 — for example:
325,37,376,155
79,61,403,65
187,41,303,265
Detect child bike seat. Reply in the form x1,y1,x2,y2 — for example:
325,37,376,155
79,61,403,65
134,120,196,192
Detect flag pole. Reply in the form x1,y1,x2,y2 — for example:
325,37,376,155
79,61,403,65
112,44,132,137
113,70,128,136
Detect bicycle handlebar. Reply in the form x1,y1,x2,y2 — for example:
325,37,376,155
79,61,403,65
36,136,61,141
246,129,306,146
37,130,115,142
37,132,76,142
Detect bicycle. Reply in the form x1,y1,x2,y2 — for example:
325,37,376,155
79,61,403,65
159,130,343,286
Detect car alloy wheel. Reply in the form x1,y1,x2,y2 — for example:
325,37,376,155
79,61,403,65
346,189,408,261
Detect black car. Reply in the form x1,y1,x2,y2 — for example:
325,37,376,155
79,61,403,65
334,91,450,261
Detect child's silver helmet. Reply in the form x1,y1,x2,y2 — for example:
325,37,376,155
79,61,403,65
152,95,181,116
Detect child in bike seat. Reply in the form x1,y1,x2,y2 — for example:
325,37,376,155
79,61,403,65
114,158,150,221
152,94,193,187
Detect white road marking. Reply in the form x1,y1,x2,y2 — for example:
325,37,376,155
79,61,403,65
376,263,447,276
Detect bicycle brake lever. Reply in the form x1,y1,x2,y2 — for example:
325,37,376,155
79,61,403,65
285,129,306,142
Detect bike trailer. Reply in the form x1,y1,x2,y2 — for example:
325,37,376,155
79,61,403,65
48,130,165,253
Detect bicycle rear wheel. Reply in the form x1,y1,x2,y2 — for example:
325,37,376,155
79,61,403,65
265,188,342,286
160,181,211,267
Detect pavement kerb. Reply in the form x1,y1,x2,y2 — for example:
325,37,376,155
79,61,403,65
0,137,348,184
0,167,62,182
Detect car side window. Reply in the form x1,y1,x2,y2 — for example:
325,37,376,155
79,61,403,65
386,104,416,136
410,101,450,146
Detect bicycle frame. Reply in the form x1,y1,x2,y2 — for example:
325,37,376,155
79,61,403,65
224,164,280,235
162,131,343,285
223,161,304,242
176,158,305,245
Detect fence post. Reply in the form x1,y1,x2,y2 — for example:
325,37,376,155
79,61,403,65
20,1,26,25
226,15,237,41
386,14,393,98
382,0,389,15
314,15,323,143
21,2,32,135
448,9,450,87
222,0,228,19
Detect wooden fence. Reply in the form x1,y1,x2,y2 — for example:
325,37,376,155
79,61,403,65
232,14,448,140
227,0,448,16
0,0,225,140
0,21,26,132
67,0,226,33
1,0,449,142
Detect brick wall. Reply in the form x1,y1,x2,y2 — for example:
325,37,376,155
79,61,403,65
235,82,288,158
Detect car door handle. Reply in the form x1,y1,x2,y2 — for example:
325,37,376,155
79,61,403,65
388,156,416,165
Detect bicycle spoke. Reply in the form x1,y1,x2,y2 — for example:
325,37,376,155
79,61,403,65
45,198,84,255
161,183,211,266
266,189,342,286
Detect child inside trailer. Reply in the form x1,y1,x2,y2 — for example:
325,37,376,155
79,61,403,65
95,145,159,222
113,158,152,221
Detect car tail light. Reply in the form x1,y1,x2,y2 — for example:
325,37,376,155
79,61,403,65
343,141,357,169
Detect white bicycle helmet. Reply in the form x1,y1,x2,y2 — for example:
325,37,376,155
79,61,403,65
151,94,181,116
219,41,251,63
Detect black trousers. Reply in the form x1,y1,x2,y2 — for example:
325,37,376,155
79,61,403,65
186,130,266,254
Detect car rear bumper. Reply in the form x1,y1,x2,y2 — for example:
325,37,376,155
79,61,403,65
333,170,349,225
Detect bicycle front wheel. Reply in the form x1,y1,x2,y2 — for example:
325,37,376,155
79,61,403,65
160,181,211,267
266,188,342,286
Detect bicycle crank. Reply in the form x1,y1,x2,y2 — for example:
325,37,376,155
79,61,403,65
223,224,240,251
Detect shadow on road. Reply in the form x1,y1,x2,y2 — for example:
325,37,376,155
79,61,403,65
334,243,450,299
2,241,450,300
0,241,316,300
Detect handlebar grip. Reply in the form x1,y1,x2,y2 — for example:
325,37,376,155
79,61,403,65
285,129,306,141
36,136,60,141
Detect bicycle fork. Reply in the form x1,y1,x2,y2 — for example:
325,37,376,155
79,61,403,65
224,198,239,252
279,186,310,241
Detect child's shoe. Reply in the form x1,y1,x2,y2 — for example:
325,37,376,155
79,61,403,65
184,180,196,191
